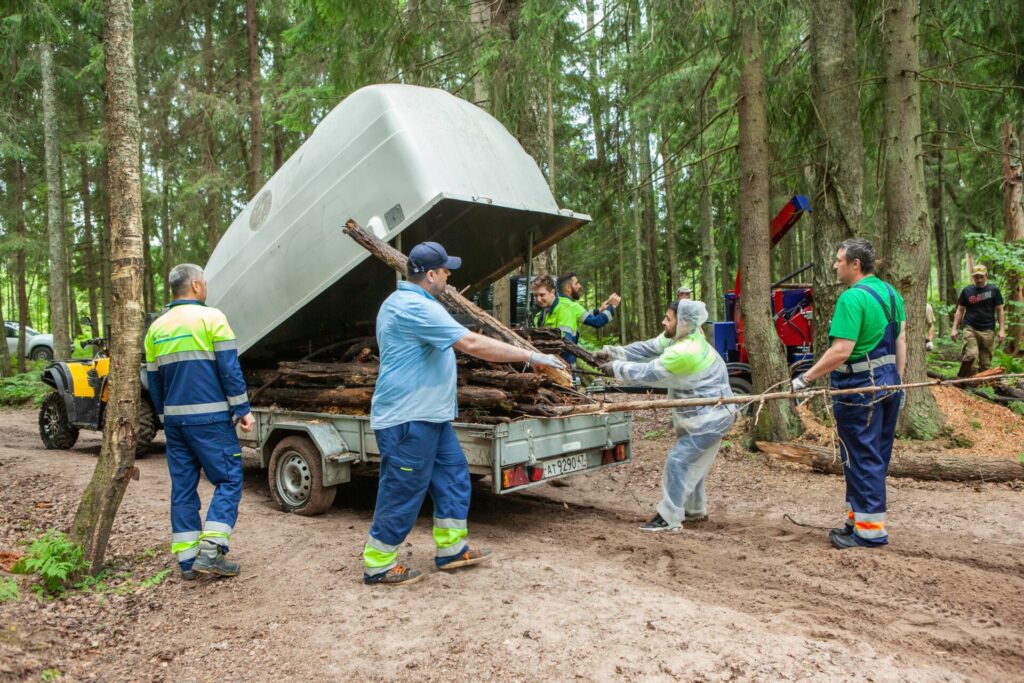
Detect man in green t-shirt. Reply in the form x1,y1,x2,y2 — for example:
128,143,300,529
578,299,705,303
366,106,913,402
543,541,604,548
790,238,907,550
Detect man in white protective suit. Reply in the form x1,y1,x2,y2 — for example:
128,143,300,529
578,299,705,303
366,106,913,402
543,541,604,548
594,299,737,531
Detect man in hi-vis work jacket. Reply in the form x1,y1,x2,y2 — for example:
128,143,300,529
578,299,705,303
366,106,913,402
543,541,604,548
145,263,255,580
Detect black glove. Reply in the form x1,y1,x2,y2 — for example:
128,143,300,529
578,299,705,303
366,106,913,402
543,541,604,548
599,362,616,378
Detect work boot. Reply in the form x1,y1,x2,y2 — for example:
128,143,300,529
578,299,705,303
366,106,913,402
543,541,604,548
180,566,200,581
958,360,975,378
364,564,424,586
830,525,853,536
192,542,240,577
829,528,883,550
639,513,681,532
436,546,492,571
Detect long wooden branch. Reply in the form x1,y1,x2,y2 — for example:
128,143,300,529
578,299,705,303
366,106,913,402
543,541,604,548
547,371,1024,417
343,219,573,387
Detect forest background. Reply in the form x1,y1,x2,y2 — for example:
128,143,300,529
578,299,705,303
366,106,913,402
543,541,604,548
2,0,1023,441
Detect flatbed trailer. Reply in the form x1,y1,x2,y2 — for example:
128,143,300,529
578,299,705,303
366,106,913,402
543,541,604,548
240,407,631,515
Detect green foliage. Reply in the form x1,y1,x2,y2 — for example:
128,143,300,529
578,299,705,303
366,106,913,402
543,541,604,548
0,577,20,603
11,530,87,597
40,669,63,682
0,363,50,406
993,349,1024,374
1009,401,1024,417
642,429,668,439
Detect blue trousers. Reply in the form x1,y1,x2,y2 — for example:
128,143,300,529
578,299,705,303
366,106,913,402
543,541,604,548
165,422,243,569
832,382,901,546
364,421,472,575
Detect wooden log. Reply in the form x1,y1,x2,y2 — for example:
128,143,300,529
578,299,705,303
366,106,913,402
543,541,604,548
343,219,573,387
248,339,350,401
341,336,378,361
457,385,513,411
277,361,378,385
466,368,547,392
256,386,375,407
755,441,1024,482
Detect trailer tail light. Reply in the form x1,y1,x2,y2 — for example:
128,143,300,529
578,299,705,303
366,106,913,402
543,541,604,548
501,465,529,489
601,448,615,465
527,465,544,482
615,443,627,461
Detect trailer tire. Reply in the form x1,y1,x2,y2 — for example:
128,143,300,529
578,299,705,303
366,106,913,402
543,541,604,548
728,376,754,416
268,436,336,516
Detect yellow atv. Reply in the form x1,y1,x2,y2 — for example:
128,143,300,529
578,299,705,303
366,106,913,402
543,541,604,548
38,336,161,454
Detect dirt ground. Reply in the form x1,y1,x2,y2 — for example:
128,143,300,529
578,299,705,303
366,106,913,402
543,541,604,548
1,404,1022,683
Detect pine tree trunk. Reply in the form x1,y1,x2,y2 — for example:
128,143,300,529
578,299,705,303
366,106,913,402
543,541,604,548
661,128,679,298
737,7,801,442
639,125,660,320
100,154,112,329
0,276,10,376
14,156,28,373
1002,122,1024,352
41,42,71,361
80,152,101,338
246,0,263,199
698,91,718,319
161,171,172,304
71,0,146,575
880,0,944,439
202,11,221,257
809,0,862,414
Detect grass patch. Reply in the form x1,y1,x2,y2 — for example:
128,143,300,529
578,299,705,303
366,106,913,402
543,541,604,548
642,429,668,440
0,578,19,603
0,362,50,407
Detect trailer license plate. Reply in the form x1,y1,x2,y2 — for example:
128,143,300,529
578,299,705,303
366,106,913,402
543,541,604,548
543,453,589,478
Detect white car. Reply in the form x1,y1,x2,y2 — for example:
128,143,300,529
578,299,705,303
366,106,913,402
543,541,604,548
4,321,57,360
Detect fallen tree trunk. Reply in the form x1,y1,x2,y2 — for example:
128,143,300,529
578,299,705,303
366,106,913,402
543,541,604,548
465,368,547,392
755,441,1024,482
343,219,573,387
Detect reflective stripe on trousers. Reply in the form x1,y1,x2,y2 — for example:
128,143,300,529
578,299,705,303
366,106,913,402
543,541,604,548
363,535,399,576
433,517,468,557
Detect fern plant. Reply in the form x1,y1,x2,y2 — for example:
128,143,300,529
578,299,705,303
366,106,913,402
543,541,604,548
12,530,87,597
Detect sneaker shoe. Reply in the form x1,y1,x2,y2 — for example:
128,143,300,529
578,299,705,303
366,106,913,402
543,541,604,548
364,564,424,586
193,548,240,577
684,512,709,523
437,546,492,571
831,525,854,536
640,513,681,532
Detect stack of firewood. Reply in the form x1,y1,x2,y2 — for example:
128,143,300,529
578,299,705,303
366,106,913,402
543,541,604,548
245,333,595,422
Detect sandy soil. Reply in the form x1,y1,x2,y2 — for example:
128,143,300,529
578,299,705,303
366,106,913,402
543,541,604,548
1,405,1022,682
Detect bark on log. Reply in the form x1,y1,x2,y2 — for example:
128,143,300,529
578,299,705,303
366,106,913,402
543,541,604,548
258,387,375,407
755,441,1024,482
466,368,547,392
457,385,513,410
343,220,572,387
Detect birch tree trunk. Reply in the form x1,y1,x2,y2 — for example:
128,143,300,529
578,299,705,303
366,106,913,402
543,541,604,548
1003,122,1024,352
71,0,146,574
737,7,801,441
41,41,71,360
880,0,944,438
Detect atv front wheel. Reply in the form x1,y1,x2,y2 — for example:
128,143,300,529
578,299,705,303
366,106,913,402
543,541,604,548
135,398,159,456
39,392,79,450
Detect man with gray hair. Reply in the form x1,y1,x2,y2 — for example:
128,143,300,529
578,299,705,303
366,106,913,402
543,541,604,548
145,263,255,580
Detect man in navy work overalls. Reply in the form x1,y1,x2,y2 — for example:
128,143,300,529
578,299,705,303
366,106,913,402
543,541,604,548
790,238,907,549
363,242,567,586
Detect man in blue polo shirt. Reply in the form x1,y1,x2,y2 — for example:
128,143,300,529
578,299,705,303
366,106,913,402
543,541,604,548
363,241,567,586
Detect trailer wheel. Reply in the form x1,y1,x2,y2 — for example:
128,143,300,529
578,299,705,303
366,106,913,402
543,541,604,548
39,392,79,450
728,376,754,416
269,436,336,516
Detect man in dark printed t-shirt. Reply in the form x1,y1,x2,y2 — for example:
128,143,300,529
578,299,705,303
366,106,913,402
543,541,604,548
951,264,1005,377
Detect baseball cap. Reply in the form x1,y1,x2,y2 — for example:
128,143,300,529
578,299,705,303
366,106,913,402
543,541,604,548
971,264,987,276
407,242,462,274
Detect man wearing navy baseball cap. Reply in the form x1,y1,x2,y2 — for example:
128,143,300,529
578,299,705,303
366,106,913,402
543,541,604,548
362,241,567,586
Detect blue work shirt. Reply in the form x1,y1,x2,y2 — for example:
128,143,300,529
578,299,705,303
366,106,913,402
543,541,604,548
370,281,470,430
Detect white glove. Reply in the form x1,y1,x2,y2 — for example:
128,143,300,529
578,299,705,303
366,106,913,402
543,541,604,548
899,391,906,410
593,348,614,363
529,352,568,370
925,340,934,351
791,374,810,392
